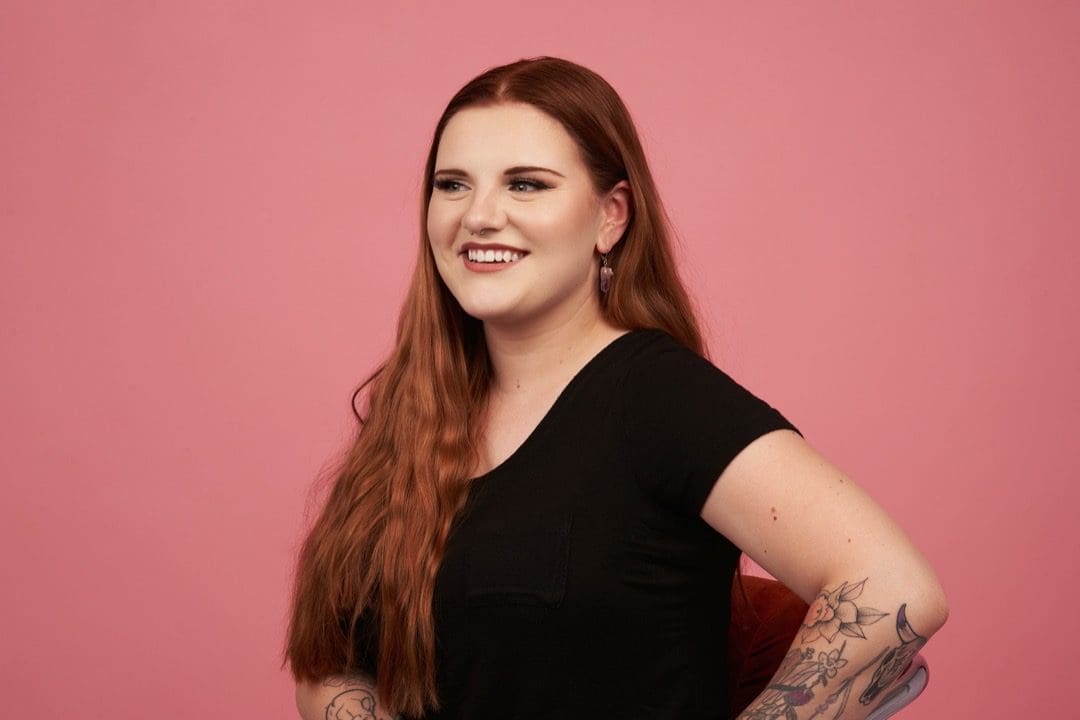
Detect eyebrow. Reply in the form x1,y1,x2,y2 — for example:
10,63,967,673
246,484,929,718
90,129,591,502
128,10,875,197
433,165,566,179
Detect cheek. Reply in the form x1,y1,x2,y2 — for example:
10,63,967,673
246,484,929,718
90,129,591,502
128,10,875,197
426,203,455,245
530,202,580,232
521,202,596,247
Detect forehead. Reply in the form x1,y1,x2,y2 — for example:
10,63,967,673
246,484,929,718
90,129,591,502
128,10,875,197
435,102,583,170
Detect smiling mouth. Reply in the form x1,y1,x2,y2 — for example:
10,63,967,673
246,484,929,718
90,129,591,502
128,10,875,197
461,248,527,264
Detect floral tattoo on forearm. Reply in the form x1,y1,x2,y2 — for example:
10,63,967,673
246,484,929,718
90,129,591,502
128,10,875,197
737,578,928,720
801,578,887,643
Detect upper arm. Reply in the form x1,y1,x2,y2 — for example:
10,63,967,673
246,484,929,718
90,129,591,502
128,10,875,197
700,428,947,617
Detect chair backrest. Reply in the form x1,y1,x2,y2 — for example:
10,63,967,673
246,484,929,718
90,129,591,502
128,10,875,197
726,573,929,719
727,574,809,716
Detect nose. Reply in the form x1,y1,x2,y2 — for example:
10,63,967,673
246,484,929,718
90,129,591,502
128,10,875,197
461,184,506,236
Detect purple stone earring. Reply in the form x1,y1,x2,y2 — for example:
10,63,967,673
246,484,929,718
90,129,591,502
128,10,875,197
599,252,614,293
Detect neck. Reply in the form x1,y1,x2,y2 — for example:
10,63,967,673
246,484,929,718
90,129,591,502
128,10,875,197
481,299,625,399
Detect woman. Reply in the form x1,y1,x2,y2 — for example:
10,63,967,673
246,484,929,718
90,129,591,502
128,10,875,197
285,56,948,720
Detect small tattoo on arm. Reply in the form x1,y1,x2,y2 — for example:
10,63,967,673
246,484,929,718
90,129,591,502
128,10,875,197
801,578,888,643
738,642,855,719
858,603,928,705
321,676,379,720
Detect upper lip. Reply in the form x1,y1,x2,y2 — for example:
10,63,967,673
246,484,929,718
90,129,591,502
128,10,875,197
459,242,528,255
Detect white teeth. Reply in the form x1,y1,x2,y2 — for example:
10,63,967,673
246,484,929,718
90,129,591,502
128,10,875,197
466,248,524,263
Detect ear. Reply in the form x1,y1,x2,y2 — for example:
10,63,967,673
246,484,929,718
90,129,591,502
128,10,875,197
596,180,632,254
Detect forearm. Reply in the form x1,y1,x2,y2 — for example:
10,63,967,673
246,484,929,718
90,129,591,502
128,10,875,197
296,672,400,720
736,574,948,720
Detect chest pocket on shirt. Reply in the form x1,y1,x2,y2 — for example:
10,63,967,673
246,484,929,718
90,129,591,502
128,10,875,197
464,512,573,608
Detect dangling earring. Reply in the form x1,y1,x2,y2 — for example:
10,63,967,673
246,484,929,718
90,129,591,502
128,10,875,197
599,252,614,294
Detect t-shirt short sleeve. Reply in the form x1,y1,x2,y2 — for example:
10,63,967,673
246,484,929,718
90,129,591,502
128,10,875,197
618,333,802,517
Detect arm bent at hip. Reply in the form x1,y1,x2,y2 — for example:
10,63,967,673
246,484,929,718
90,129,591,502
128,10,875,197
702,429,950,720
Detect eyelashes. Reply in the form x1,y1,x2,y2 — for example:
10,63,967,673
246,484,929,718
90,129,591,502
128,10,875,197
432,177,551,193
509,178,550,192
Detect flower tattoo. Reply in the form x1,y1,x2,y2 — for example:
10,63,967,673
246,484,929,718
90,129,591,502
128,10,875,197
738,582,924,720
817,648,848,678
801,578,888,643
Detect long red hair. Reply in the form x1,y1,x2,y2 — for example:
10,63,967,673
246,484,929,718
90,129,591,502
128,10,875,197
284,56,714,717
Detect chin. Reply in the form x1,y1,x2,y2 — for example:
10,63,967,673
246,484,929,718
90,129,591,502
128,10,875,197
458,304,523,324
452,293,530,324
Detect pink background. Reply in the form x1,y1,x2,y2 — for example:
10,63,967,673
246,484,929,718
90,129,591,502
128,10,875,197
2,1,1077,717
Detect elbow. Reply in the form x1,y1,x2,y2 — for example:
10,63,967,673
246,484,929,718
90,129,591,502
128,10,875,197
935,586,951,627
913,578,950,637
932,593,950,632
295,680,319,720
294,683,306,720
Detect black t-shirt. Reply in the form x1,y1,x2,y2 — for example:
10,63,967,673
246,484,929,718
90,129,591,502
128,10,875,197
384,328,801,719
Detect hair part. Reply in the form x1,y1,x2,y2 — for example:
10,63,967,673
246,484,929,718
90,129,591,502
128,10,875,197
284,55,709,716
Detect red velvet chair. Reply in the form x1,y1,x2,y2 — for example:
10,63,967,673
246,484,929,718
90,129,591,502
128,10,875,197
727,574,929,719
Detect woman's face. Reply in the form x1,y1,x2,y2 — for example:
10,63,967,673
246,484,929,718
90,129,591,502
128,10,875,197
427,102,619,332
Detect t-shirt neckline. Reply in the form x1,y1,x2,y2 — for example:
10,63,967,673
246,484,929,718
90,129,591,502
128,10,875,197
467,328,656,483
